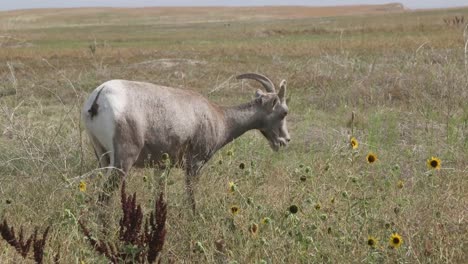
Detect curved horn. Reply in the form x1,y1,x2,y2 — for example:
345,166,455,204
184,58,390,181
236,73,276,93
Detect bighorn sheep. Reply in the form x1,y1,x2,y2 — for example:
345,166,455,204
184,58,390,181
81,73,290,210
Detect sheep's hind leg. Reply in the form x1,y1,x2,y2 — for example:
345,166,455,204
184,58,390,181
92,139,110,168
98,151,122,206
88,136,117,206
98,139,143,205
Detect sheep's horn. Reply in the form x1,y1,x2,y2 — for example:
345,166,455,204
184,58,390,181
236,73,276,93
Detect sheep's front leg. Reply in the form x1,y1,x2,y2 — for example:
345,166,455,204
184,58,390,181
185,160,205,212
185,174,196,212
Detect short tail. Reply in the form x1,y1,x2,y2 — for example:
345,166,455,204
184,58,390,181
88,87,105,119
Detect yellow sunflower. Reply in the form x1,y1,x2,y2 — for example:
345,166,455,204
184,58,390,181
79,181,87,192
367,236,378,248
249,223,258,235
350,137,359,149
397,180,404,189
427,157,441,170
366,152,378,164
230,205,240,215
289,205,299,214
389,233,403,249
228,181,237,193
261,217,271,224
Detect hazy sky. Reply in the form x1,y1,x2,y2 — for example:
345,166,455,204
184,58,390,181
1,1,467,11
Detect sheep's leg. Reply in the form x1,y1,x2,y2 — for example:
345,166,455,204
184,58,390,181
97,117,144,204
88,134,117,206
96,148,140,231
98,173,123,206
94,150,122,228
89,135,110,168
185,160,204,212
185,174,196,212
96,143,117,205
98,141,141,206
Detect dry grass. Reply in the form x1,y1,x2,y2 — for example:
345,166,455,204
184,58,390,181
0,4,405,29
0,4,467,263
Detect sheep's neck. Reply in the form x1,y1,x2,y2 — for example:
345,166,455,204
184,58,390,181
220,101,263,148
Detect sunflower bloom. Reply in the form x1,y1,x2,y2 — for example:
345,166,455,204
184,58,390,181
389,233,403,249
366,152,378,164
397,180,404,189
230,205,240,215
350,137,359,149
249,223,258,235
228,181,237,193
367,236,378,248
427,157,441,170
289,205,299,214
79,181,87,192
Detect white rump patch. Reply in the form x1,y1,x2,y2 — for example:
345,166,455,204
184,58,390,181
81,80,128,157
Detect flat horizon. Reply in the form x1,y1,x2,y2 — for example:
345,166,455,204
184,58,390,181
1,1,468,12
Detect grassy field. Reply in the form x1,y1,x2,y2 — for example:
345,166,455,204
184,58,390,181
0,4,467,263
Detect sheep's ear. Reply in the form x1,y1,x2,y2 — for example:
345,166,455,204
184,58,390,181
266,96,279,112
278,80,287,102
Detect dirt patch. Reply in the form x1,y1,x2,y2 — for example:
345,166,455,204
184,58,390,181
0,36,34,48
129,58,206,69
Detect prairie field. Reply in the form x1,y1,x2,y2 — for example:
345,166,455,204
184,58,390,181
0,4,467,263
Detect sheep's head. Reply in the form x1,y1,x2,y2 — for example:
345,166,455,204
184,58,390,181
237,73,290,151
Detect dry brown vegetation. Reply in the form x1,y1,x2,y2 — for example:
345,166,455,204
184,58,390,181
0,4,467,263
0,4,405,29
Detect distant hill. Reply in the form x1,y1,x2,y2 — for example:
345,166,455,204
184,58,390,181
0,3,407,29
